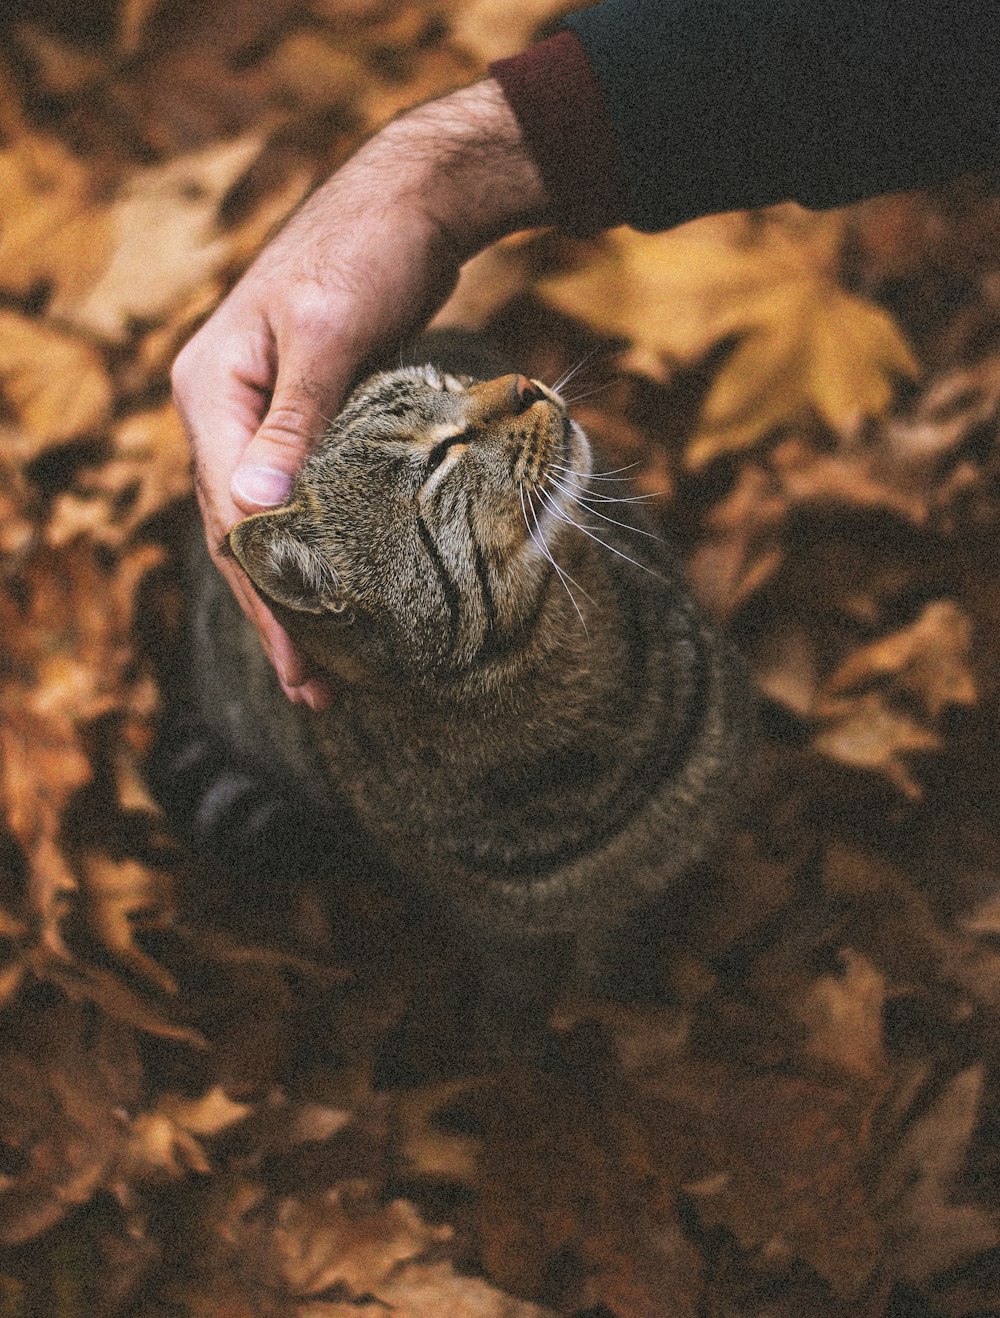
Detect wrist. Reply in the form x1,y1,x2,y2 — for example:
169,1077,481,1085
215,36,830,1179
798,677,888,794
384,79,554,260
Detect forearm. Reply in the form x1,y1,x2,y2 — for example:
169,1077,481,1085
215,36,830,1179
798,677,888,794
268,78,554,293
378,79,554,257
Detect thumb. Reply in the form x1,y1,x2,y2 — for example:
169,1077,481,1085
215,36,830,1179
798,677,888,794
230,359,345,513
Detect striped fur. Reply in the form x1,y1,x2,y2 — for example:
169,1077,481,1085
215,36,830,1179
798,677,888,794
156,335,754,984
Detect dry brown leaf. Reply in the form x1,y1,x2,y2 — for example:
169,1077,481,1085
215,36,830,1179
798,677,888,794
432,236,536,332
879,1067,999,1283
0,543,159,962
354,1259,554,1318
160,1169,551,1317
851,192,946,283
395,1079,482,1182
796,950,888,1082
48,401,191,548
51,135,308,341
359,46,477,129
261,31,369,111
884,353,1000,465
540,210,917,467
0,311,112,453
167,1086,252,1137
0,132,113,303
0,444,36,558
449,0,579,63
852,184,1000,286
812,690,941,798
118,0,167,55
79,853,176,992
685,463,785,618
826,600,977,718
123,1085,252,1181
677,1066,881,1297
476,1054,703,1316
753,623,820,719
132,279,223,381
958,891,1000,937
0,720,84,962
0,996,141,1246
11,22,107,96
769,434,930,524
273,1192,449,1299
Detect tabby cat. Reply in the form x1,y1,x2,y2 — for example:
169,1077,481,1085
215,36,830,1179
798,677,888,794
157,336,753,1011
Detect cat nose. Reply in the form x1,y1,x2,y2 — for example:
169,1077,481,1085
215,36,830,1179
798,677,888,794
513,375,546,411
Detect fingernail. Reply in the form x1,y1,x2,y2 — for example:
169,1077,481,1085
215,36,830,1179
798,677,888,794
232,465,292,507
300,682,330,712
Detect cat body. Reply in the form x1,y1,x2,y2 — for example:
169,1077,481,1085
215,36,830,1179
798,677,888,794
167,336,753,984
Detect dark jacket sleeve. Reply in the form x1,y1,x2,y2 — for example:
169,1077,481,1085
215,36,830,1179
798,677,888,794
491,0,1000,235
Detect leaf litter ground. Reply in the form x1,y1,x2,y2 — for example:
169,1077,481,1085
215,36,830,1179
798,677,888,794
4,2,1000,1314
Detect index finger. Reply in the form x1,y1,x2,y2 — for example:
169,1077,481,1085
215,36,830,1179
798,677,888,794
173,345,322,700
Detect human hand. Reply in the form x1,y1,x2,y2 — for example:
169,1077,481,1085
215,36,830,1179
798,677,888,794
171,79,550,706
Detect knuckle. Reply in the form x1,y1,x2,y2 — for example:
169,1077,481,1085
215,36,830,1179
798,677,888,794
285,285,336,335
258,405,315,448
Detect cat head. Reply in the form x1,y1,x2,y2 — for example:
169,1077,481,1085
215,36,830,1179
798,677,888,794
228,361,592,683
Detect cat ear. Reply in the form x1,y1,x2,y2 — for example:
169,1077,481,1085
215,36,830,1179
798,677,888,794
227,507,342,616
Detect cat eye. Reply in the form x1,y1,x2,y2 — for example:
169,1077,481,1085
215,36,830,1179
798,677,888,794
424,434,467,476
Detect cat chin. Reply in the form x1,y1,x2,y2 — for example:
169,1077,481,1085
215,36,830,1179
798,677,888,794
564,419,592,479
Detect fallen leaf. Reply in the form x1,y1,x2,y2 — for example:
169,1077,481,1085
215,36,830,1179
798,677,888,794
0,444,36,558
539,210,918,467
884,352,1000,464
770,434,930,525
362,1259,554,1317
796,950,888,1082
826,599,977,717
476,1045,704,1316
124,1085,252,1180
51,135,308,341
11,22,107,97
0,542,160,963
958,891,1000,937
673,1066,881,1297
274,1191,449,1298
450,0,579,64
0,311,112,452
79,853,176,992
0,994,141,1246
47,401,191,548
0,133,113,303
812,690,941,798
685,462,785,617
753,623,820,719
432,236,535,332
260,30,369,111
879,1066,1000,1283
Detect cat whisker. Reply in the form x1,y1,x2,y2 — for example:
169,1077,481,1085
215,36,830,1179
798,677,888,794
561,380,616,407
520,485,590,635
550,346,607,397
551,461,642,481
527,486,596,604
539,489,664,582
542,493,619,537
552,478,662,506
550,478,664,541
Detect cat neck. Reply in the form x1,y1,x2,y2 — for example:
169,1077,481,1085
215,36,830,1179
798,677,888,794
312,538,630,734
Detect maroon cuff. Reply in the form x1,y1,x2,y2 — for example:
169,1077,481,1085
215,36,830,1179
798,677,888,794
489,30,628,238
